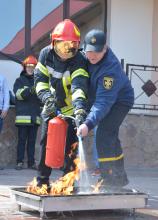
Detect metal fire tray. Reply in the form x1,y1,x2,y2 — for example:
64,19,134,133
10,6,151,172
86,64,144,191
11,187,148,217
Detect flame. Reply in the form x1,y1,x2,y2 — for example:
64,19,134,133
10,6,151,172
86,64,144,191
68,142,78,158
27,158,87,196
27,178,49,195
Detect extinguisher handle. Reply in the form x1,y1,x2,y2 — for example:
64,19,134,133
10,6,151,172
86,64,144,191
57,114,75,121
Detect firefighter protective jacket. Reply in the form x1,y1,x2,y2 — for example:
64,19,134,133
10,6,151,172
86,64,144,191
13,71,41,126
85,47,134,131
34,45,89,116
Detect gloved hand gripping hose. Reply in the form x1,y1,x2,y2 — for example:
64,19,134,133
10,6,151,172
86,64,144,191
74,109,87,128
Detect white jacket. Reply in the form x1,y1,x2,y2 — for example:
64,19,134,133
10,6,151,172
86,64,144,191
0,74,10,111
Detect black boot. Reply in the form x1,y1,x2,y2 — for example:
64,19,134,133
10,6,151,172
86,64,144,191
36,176,51,192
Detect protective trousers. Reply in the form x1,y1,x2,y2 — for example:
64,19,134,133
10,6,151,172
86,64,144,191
96,103,131,186
16,125,38,166
38,118,78,178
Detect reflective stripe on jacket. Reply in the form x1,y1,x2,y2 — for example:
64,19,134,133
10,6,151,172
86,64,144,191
13,71,41,126
34,45,89,116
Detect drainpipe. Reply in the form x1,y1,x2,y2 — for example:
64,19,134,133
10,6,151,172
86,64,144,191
63,0,70,19
104,0,107,33
25,0,31,57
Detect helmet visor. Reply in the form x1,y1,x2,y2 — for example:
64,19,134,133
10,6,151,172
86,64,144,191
54,40,79,59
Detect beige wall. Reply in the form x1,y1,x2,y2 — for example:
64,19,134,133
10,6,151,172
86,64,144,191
152,0,158,65
108,0,153,64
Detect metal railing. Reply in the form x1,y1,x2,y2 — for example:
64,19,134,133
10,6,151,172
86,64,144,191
126,63,158,110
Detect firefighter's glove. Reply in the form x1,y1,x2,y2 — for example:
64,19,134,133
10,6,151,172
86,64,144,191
30,86,36,94
74,109,86,128
41,97,57,121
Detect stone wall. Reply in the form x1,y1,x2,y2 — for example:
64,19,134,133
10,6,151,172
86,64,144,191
0,107,17,167
120,114,158,168
0,107,158,168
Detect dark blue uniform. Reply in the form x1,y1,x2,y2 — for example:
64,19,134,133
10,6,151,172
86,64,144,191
13,71,41,167
84,47,134,187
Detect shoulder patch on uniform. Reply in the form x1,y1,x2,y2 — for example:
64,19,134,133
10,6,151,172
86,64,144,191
103,77,114,90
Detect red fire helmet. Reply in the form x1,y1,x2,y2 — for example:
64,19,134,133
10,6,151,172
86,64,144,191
51,19,80,43
23,55,37,67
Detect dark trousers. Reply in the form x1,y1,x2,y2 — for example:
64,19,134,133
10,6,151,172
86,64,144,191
16,125,38,166
96,103,131,176
38,118,78,178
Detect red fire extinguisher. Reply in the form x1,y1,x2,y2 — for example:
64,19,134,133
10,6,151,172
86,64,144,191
45,117,68,168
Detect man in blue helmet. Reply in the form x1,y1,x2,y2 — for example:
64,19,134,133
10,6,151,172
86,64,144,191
77,29,134,190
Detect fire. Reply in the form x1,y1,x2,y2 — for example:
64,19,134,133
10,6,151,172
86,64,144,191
27,178,49,195
27,158,86,196
50,170,78,195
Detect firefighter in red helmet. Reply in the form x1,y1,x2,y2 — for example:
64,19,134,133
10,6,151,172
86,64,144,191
51,19,80,59
34,19,89,187
23,55,38,65
13,55,41,170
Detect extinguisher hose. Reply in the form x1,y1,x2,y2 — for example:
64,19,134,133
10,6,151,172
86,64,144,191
63,115,75,121
58,114,75,123
58,115,82,137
